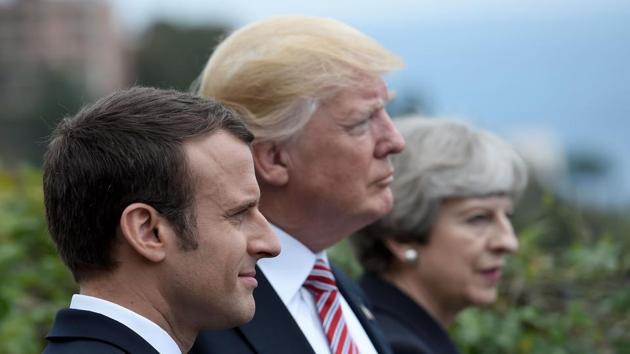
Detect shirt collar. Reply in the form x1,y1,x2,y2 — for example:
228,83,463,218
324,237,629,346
70,294,181,354
258,224,328,305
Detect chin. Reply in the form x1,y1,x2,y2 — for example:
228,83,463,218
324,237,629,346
368,190,395,219
239,307,256,324
471,290,498,306
239,298,256,322
222,304,256,329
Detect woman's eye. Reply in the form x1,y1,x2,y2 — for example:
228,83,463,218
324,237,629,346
467,214,491,224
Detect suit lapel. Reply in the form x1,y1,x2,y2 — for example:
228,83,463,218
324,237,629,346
237,267,316,354
332,265,394,354
47,309,159,354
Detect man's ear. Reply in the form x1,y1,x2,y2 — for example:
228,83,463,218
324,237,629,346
251,141,289,186
119,203,168,263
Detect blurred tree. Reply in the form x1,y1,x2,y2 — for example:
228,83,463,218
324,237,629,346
450,191,630,354
386,86,434,117
0,68,87,164
0,167,76,353
567,149,610,182
330,177,630,354
564,149,614,207
134,22,229,91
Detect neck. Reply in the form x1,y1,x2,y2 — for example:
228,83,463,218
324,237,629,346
259,188,366,252
382,267,460,328
79,274,193,353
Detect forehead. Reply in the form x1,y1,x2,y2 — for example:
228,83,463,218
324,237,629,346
320,75,391,118
443,195,514,211
183,131,258,204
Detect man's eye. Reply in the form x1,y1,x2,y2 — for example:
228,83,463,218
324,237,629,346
228,208,249,224
347,113,377,135
348,120,370,133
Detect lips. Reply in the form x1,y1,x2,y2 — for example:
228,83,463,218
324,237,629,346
239,269,256,277
374,171,394,187
479,266,503,283
238,269,258,288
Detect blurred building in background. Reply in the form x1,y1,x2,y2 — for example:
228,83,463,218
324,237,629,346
0,0,127,100
0,0,128,162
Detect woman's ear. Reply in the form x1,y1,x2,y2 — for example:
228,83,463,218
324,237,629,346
251,141,289,186
119,203,168,263
384,238,419,264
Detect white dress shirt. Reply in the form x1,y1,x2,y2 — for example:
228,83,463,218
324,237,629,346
258,225,378,354
70,294,181,354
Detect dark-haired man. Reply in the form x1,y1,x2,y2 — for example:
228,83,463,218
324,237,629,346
43,87,280,354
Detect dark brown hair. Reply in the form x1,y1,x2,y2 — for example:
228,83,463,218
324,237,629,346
43,86,253,281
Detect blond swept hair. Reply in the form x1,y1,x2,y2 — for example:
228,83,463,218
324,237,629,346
197,15,403,143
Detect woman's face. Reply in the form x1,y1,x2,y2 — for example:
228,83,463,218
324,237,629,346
416,195,518,312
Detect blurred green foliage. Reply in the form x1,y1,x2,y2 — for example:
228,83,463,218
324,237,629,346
453,194,630,354
1,166,628,353
135,22,228,91
450,191,630,354
331,182,630,354
0,167,76,354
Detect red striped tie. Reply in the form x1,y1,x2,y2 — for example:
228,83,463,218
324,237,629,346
303,258,360,354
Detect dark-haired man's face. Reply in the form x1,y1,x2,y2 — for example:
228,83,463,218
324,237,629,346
163,130,280,329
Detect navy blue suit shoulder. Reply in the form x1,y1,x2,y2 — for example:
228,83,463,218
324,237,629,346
191,265,393,354
43,308,159,354
191,266,314,354
359,273,460,354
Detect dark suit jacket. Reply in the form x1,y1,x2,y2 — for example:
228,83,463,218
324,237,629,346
191,264,393,354
359,273,460,354
43,308,160,354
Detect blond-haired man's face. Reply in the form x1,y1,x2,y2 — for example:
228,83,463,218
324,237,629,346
283,75,405,251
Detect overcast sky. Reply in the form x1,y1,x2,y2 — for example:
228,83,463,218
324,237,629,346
110,0,630,31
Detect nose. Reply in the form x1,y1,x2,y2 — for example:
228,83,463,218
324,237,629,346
374,111,405,158
489,215,519,254
248,209,281,259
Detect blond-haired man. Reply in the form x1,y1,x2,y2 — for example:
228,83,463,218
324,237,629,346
192,16,405,354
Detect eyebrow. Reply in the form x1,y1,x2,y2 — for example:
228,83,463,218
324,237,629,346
457,201,514,214
351,91,396,118
224,199,258,217
375,90,395,106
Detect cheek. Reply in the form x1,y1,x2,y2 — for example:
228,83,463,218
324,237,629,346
441,254,471,284
202,230,245,268
307,155,369,190
339,152,377,186
468,285,498,306
326,133,374,161
219,231,248,260
426,239,477,282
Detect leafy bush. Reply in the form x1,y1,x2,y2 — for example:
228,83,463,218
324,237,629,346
331,189,630,354
0,167,76,354
449,192,630,354
1,165,628,353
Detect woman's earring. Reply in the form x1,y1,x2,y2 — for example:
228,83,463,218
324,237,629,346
403,249,418,263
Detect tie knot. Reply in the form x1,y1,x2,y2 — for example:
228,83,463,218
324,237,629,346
304,258,338,294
